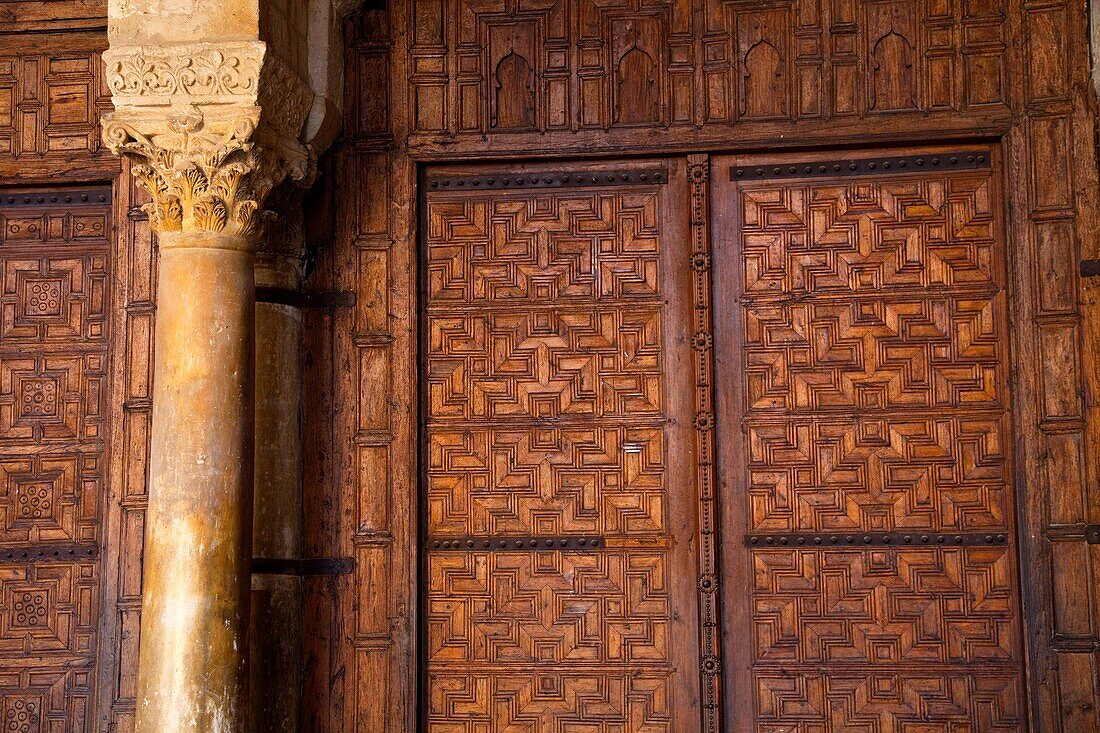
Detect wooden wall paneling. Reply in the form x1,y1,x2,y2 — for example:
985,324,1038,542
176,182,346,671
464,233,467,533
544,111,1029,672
0,2,107,34
401,0,1012,158
302,8,418,733
0,16,150,733
0,180,115,732
1011,0,1100,729
0,31,117,183
420,159,702,731
712,147,1027,731
95,163,154,733
325,0,1100,730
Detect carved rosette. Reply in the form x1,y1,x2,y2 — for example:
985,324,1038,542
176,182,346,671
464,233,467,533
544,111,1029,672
101,42,315,242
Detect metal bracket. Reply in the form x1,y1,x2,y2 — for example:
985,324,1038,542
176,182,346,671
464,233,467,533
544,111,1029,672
1085,525,1100,544
255,287,356,309
1081,260,1100,278
252,557,355,576
1,543,98,563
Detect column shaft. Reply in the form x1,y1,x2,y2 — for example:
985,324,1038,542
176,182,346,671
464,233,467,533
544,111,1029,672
136,234,255,733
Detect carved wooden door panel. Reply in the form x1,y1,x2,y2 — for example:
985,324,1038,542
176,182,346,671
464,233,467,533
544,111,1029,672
421,161,703,732
0,188,112,731
712,149,1027,731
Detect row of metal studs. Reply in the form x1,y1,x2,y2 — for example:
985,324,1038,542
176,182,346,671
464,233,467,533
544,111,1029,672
429,536,604,550
1,544,99,563
746,532,1009,547
1,191,111,207
732,152,991,180
427,170,666,190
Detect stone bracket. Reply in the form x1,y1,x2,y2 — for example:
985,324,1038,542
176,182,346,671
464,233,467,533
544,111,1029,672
252,557,355,576
255,286,355,308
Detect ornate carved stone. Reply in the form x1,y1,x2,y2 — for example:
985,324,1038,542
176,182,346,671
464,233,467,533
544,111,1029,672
101,41,315,240
103,42,263,106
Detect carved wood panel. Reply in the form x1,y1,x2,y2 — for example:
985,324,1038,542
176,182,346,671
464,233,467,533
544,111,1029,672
0,34,112,169
327,3,1100,731
0,188,111,733
401,0,1008,146
713,149,1026,731
0,15,149,731
421,162,702,731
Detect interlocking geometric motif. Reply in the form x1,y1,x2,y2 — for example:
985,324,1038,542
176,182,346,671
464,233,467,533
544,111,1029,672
427,193,662,303
0,191,111,733
752,548,1017,664
0,354,105,442
753,671,1022,732
740,176,998,296
737,170,1012,537
428,426,666,536
0,671,94,733
728,161,1024,730
0,254,108,344
427,551,670,664
427,671,672,733
425,177,693,731
747,416,1009,532
0,454,98,544
745,295,1002,412
0,48,111,159
427,307,664,420
0,561,97,657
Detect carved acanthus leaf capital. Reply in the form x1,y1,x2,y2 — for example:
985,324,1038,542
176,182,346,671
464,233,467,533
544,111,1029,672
101,42,316,240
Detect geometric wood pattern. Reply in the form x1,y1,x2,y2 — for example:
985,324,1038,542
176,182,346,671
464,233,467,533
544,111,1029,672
326,3,1100,730
0,189,112,733
422,166,701,731
713,152,1026,730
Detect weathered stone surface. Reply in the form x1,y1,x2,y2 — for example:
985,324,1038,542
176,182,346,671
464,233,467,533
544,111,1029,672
139,234,255,733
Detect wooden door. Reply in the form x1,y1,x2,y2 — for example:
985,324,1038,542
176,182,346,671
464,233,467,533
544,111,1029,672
0,187,113,731
712,148,1027,731
421,161,704,731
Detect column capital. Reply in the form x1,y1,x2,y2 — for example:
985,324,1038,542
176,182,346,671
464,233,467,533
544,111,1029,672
101,41,315,241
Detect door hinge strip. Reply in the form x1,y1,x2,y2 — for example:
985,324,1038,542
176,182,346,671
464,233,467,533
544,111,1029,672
745,531,1010,548
731,151,991,182
255,286,356,308
252,557,355,576
1,542,99,563
1084,525,1100,543
427,535,604,552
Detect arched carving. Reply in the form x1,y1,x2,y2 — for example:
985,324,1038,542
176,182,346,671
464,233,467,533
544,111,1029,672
615,46,658,124
742,39,785,118
871,31,915,110
492,51,535,130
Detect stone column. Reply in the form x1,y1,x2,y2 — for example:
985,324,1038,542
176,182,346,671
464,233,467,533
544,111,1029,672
101,41,313,733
